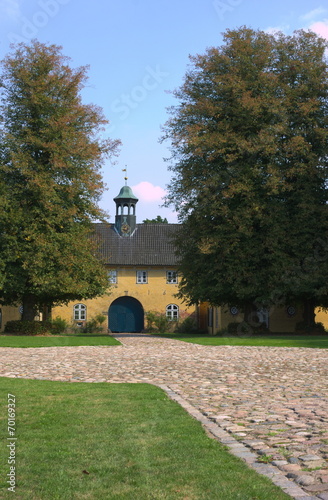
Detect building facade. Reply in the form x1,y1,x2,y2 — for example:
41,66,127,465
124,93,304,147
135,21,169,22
1,184,327,334
52,185,198,332
205,304,305,335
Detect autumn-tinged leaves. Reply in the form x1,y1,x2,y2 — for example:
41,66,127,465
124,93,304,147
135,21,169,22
0,41,120,319
162,27,328,321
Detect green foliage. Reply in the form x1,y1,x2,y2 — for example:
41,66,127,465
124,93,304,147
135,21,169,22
4,320,49,335
143,215,168,224
145,310,157,330
257,454,273,464
146,312,200,334
0,40,120,320
94,313,107,325
4,317,69,335
227,322,241,334
48,316,69,335
162,27,328,321
175,315,199,333
82,314,107,334
295,321,326,334
145,311,176,333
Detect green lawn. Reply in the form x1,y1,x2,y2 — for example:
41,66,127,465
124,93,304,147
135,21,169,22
0,334,120,348
0,378,291,500
2,332,327,349
151,332,328,348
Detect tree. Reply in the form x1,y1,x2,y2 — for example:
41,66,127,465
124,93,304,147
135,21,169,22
143,215,168,224
162,27,328,327
0,40,120,321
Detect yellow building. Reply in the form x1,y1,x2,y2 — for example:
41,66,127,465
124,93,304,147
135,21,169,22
205,304,305,335
2,184,327,334
53,185,197,332
0,306,21,332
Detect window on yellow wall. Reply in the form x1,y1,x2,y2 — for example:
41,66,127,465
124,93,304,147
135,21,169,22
166,304,179,320
73,304,86,321
166,271,178,284
136,270,147,284
108,270,117,284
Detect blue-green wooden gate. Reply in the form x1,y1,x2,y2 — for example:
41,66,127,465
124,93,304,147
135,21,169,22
108,297,144,333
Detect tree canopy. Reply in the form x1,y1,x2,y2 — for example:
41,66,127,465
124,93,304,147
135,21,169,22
162,27,328,326
0,40,120,320
143,215,168,224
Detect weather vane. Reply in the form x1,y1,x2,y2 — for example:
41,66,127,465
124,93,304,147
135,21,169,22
122,166,128,185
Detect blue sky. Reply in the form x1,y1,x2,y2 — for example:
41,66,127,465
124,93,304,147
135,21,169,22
0,0,327,222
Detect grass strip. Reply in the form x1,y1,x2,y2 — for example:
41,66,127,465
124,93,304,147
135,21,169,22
151,332,328,348
0,378,291,500
0,335,120,348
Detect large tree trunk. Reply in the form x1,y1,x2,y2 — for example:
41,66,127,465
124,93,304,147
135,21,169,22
236,301,259,337
243,302,259,327
21,294,38,322
41,305,52,322
302,298,316,329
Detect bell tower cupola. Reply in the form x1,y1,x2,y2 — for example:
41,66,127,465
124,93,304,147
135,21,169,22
114,185,138,236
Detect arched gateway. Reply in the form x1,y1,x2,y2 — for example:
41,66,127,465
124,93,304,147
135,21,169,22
108,297,144,333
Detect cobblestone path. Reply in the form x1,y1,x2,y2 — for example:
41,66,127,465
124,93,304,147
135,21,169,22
0,333,327,499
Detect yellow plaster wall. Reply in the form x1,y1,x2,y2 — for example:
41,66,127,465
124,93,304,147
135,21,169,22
52,266,196,327
207,305,303,334
221,306,244,330
0,305,21,332
198,302,209,331
314,308,328,329
269,306,303,333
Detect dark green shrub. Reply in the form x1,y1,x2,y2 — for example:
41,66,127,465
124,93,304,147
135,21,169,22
82,314,107,334
48,317,69,334
145,311,157,331
155,314,172,333
176,316,198,333
145,311,176,333
4,321,49,335
296,321,326,334
4,318,70,335
227,322,240,334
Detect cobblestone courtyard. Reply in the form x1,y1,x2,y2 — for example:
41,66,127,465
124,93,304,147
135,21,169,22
0,333,327,499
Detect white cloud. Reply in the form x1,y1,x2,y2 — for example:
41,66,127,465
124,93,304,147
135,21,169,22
132,181,166,203
309,20,328,40
265,25,290,35
265,16,328,42
301,7,327,22
0,0,21,20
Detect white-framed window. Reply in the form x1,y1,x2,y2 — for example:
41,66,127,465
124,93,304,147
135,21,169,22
166,270,178,284
108,270,117,284
73,304,86,321
166,304,179,321
136,270,148,284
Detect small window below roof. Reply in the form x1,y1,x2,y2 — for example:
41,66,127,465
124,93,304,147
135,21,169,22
166,271,178,284
136,270,148,284
108,270,117,284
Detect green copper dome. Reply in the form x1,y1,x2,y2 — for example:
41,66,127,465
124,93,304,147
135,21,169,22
114,185,138,201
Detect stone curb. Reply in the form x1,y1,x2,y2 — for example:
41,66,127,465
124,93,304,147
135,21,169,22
157,384,321,500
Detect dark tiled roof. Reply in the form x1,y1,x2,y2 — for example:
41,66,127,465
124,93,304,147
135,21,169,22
93,223,180,266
